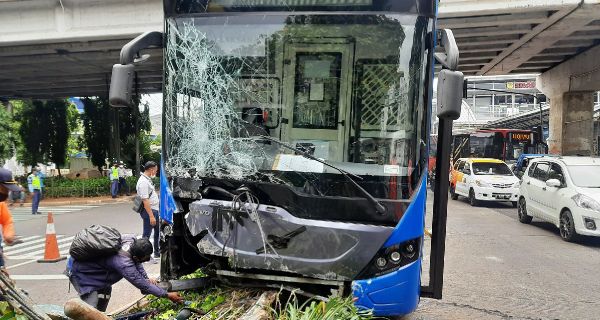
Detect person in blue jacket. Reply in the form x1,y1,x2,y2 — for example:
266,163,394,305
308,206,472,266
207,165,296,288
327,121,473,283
69,237,183,311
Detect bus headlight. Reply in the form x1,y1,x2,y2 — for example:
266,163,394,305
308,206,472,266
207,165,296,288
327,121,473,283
389,251,401,263
376,257,387,268
356,237,421,279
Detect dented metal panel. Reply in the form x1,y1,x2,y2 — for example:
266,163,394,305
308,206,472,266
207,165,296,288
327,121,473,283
186,199,394,280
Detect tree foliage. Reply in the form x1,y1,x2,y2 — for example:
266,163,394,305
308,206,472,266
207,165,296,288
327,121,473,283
119,102,152,172
16,100,49,166
13,100,77,174
0,105,16,163
81,97,112,171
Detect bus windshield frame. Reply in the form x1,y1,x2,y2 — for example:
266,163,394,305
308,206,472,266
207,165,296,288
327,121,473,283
163,12,432,210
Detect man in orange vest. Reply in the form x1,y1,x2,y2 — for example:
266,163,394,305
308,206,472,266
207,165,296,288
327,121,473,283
0,168,18,269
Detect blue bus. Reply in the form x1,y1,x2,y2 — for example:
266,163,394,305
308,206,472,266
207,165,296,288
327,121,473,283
109,0,463,316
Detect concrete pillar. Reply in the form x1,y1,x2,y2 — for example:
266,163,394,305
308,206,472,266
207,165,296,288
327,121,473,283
538,44,600,156
547,92,594,155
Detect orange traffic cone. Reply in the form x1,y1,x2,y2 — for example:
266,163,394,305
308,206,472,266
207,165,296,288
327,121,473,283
38,212,66,263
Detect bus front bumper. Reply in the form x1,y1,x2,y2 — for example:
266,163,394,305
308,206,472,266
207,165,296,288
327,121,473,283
352,259,421,316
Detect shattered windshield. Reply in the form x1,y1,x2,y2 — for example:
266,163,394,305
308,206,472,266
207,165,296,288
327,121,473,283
164,14,429,200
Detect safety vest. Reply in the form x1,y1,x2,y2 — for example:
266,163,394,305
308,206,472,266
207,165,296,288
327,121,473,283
32,175,41,189
111,168,119,180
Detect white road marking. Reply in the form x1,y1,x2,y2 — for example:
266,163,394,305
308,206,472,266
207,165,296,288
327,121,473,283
9,243,72,259
10,275,68,280
4,236,73,256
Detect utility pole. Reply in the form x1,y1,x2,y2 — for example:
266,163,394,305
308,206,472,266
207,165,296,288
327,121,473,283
134,73,141,177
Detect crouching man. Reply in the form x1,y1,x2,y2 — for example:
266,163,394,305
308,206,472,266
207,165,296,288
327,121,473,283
69,237,183,311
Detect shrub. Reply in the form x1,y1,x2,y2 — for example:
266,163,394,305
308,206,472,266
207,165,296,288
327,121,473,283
42,176,141,198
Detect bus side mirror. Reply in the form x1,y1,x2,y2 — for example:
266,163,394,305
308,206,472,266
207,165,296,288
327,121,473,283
109,64,135,107
109,31,163,108
437,69,463,120
435,29,459,71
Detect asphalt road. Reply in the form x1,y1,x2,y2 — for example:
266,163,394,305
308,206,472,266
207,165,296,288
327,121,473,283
4,198,600,319
411,194,600,320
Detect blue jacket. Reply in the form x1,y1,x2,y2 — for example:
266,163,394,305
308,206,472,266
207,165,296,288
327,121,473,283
70,242,167,297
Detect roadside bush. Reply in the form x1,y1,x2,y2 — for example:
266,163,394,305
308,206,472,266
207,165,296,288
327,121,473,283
42,176,140,198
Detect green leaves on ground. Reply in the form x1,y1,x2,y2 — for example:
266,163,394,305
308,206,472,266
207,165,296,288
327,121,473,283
274,295,373,320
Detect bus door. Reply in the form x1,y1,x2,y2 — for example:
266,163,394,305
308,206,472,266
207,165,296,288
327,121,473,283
281,40,354,162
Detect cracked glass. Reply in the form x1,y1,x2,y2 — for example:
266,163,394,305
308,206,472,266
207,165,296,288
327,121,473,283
164,13,430,201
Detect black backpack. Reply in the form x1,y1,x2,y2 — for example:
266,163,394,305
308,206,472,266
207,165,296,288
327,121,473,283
69,225,122,261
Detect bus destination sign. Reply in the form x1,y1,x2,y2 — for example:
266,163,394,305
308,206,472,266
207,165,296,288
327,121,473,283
511,132,532,141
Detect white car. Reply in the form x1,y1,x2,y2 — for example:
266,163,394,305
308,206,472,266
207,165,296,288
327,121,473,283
518,156,600,241
450,158,521,207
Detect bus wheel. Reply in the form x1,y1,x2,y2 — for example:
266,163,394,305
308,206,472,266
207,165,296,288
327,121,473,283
450,186,458,200
469,189,478,206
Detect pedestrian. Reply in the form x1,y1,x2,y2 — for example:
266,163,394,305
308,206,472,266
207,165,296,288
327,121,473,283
136,161,160,262
0,168,18,270
69,236,183,311
109,162,119,199
118,162,130,196
27,168,42,215
37,168,45,199
8,184,25,207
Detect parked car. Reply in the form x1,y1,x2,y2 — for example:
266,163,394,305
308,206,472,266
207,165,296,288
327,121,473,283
518,156,600,242
512,154,553,179
450,158,520,207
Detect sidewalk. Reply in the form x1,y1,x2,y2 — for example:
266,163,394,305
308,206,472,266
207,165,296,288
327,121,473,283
12,194,135,207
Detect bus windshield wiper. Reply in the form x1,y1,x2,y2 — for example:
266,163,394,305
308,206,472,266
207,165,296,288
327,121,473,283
254,135,387,215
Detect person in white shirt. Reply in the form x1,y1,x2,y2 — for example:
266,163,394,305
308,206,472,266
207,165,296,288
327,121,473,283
135,161,160,260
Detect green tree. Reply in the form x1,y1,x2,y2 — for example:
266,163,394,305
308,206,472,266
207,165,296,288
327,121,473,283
119,102,152,172
46,100,78,176
81,97,112,172
15,100,49,166
0,105,16,164
13,100,77,175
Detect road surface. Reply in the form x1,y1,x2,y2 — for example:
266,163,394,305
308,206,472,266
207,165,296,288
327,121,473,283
3,199,600,319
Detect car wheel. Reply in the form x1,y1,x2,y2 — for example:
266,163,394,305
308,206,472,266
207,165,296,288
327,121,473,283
517,197,532,224
469,189,478,206
559,210,578,242
511,201,518,208
450,185,458,200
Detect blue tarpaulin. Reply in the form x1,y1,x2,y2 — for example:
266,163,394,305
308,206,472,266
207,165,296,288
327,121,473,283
159,161,176,224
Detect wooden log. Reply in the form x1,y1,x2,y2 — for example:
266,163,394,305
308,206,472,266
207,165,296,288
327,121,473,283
239,291,277,320
63,298,112,320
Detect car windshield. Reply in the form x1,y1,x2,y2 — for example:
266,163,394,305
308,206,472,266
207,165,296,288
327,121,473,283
567,165,600,188
163,13,430,200
472,162,513,176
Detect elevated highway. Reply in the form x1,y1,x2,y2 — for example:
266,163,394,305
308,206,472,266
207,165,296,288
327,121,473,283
0,0,599,98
